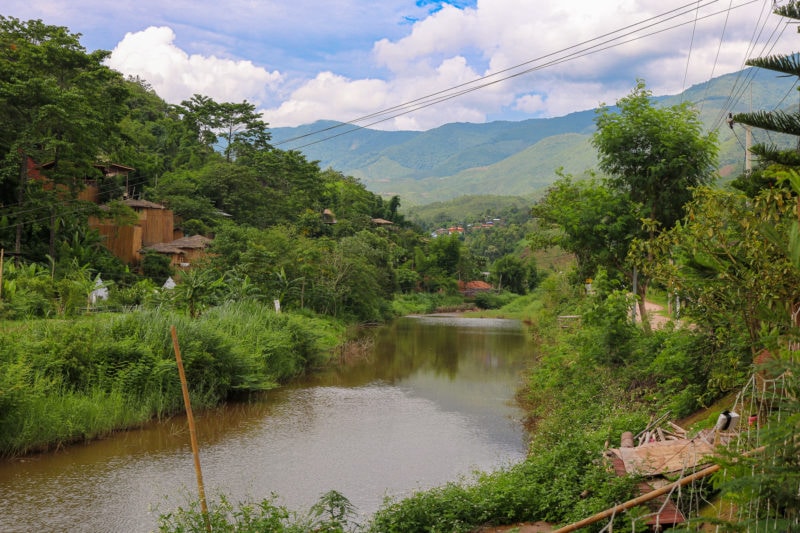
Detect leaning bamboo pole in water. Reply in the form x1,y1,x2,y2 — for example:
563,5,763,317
171,325,211,533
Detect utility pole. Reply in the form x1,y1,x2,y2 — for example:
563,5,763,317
745,124,752,176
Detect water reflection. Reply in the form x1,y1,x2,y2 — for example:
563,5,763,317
0,316,532,532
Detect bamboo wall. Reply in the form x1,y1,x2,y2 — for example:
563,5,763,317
92,222,143,265
138,208,174,246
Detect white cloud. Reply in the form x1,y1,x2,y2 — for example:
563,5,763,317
263,72,390,127
22,0,792,130
106,26,283,106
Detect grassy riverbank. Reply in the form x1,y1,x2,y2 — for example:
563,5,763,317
0,300,344,457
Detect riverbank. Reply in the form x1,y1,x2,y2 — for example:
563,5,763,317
0,301,345,458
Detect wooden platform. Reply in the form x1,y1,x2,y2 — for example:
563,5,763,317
613,437,715,476
607,452,687,528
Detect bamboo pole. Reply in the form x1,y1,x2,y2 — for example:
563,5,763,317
552,464,720,533
553,446,765,533
171,325,211,533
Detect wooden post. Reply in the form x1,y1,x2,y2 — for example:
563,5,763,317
170,325,211,533
0,248,4,301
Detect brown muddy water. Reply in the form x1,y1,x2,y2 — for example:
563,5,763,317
0,315,533,532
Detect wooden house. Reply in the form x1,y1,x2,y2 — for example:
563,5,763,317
91,198,176,265
26,158,135,204
322,208,337,224
142,235,212,269
81,163,136,203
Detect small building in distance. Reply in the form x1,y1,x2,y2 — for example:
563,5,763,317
142,235,213,269
90,198,175,265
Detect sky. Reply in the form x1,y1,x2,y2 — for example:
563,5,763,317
3,1,797,132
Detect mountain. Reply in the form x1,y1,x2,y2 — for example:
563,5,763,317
271,68,798,206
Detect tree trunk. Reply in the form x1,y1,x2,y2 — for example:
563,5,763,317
49,209,57,260
637,280,651,334
15,151,26,255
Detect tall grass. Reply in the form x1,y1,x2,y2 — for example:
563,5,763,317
0,301,344,457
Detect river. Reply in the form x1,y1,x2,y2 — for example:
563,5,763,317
0,315,532,532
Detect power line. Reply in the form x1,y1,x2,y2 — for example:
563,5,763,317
698,0,736,114
282,0,761,152
681,1,704,100
710,0,785,132
275,0,738,150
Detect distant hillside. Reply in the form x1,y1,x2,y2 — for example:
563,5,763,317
272,67,797,205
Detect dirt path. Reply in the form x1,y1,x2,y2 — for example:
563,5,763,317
642,300,670,330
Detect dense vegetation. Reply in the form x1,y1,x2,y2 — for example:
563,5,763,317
3,5,800,532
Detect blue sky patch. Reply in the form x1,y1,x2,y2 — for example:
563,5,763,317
416,0,477,14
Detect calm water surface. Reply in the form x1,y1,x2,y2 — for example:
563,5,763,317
0,315,532,532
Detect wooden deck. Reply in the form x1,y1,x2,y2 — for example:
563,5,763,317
607,452,687,528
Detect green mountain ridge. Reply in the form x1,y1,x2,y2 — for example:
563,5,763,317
272,67,798,205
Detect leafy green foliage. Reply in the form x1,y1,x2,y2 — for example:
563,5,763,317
0,16,129,261
368,433,636,532
490,254,539,295
141,252,173,283
593,80,719,232
472,290,515,310
157,492,307,533
531,174,639,284
157,490,362,533
0,301,338,456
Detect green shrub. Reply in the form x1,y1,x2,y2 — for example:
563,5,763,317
368,435,636,532
157,491,360,533
472,290,515,310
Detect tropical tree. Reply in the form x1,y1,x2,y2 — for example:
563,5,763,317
490,254,538,295
175,95,271,164
731,2,800,173
171,267,226,318
592,80,718,328
531,174,639,286
649,186,800,353
0,16,129,261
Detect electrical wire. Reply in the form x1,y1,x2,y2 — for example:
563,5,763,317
710,0,785,132
712,15,787,132
283,0,762,151
681,1,704,101
698,0,736,114
274,0,739,149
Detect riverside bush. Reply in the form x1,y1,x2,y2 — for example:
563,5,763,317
157,490,359,533
472,290,515,310
367,434,636,532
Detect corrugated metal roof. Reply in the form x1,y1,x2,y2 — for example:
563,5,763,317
124,198,165,209
142,235,211,254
